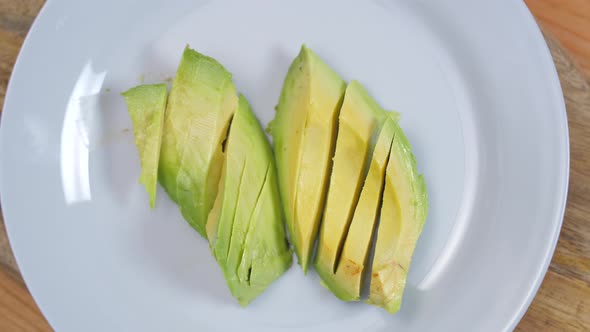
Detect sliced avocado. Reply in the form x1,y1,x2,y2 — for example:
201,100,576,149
270,45,346,273
210,95,268,268
207,95,292,306
121,84,168,208
315,81,387,287
159,47,238,238
233,166,292,306
316,115,397,301
367,121,428,314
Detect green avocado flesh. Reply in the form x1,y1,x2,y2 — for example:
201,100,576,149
122,84,168,208
315,115,397,301
367,121,428,314
270,45,346,273
159,47,238,238
206,95,292,306
314,81,387,292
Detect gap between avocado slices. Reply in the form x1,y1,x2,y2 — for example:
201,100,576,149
122,83,168,209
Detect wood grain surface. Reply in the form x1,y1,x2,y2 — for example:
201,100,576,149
0,1,588,331
526,0,590,78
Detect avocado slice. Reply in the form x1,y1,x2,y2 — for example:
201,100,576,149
367,121,428,314
159,47,238,238
270,45,346,273
314,81,387,286
315,115,397,301
121,84,168,208
207,95,292,306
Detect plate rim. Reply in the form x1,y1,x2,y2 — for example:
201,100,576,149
502,2,570,330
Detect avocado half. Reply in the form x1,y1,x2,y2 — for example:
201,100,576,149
314,81,388,299
207,95,292,306
367,120,428,314
159,47,238,238
122,84,168,208
269,45,346,273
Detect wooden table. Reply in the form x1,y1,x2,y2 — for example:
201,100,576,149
0,1,588,331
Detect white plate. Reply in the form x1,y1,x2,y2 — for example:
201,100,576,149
0,0,569,331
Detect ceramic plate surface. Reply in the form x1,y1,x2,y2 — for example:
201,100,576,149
0,0,569,331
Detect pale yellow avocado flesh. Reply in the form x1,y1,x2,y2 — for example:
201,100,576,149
314,81,387,282
367,122,428,314
270,45,346,273
317,116,396,301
